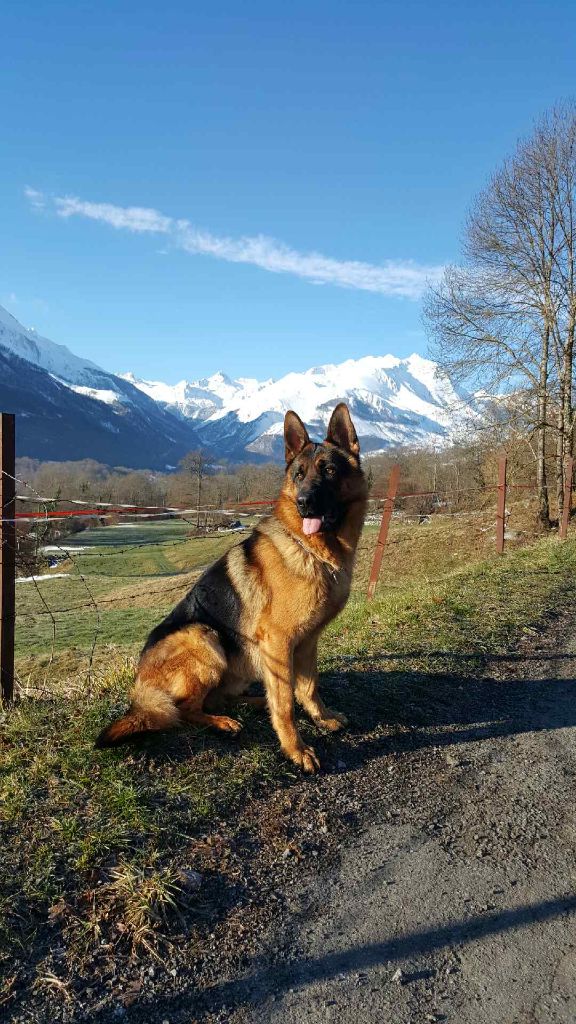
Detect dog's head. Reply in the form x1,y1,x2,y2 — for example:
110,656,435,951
282,403,367,536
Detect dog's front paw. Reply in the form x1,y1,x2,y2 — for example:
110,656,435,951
213,715,243,734
289,744,321,773
318,709,348,732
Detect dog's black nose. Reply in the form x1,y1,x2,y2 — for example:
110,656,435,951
297,494,311,515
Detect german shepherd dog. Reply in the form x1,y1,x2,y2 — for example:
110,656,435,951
96,403,367,772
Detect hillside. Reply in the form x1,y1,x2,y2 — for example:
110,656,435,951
0,306,200,468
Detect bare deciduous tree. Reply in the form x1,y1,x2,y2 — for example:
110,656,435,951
424,104,576,527
180,450,209,527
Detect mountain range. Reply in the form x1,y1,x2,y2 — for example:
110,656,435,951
0,303,469,468
0,304,199,468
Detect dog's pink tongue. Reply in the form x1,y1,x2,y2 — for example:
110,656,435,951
302,516,323,536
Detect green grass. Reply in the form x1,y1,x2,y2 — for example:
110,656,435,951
15,502,541,664
4,515,576,985
70,523,237,576
18,607,173,655
16,522,241,662
325,533,576,665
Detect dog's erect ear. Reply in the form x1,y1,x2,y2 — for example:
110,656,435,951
284,411,311,464
326,403,360,457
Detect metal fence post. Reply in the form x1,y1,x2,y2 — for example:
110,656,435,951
367,464,400,600
559,456,574,540
496,455,507,555
0,413,16,704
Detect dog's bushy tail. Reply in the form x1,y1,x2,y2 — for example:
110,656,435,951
95,685,180,748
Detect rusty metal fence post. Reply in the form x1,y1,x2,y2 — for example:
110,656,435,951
496,455,507,555
367,464,400,600
559,455,574,540
0,413,16,704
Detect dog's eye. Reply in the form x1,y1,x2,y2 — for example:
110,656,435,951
325,465,336,478
295,467,305,482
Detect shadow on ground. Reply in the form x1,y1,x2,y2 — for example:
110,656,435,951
126,648,576,773
91,894,576,1022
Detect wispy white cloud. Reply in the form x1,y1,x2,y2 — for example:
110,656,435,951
54,195,173,233
24,186,46,210
26,189,443,299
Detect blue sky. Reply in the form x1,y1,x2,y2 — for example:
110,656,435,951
2,0,576,382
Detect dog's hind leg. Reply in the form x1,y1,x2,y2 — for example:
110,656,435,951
221,692,267,711
180,707,242,733
204,668,267,713
95,624,228,747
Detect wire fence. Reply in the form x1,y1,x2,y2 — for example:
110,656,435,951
1,444,575,702
3,460,282,698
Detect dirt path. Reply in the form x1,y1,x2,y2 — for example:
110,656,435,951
199,627,576,1023
44,618,576,1024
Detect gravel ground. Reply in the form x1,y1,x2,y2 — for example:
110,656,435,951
8,615,576,1023
228,623,576,1024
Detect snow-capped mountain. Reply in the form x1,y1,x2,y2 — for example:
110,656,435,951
123,355,469,460
0,304,102,384
0,301,471,467
0,305,200,468
120,370,267,422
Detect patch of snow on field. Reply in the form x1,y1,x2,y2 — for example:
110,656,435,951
41,545,94,552
16,574,71,583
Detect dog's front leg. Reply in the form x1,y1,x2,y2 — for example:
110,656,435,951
260,631,320,773
294,635,348,732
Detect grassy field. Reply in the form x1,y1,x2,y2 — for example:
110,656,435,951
3,507,575,1002
16,497,542,677
15,521,242,677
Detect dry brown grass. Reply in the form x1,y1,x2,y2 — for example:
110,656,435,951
102,569,203,610
354,496,550,593
15,647,138,699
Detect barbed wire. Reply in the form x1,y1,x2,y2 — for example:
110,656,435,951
8,462,574,695
13,491,276,510
17,578,198,617
6,508,267,524
5,470,275,523
392,497,539,522
10,473,103,688
7,480,571,525
35,535,198,561
16,549,574,614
